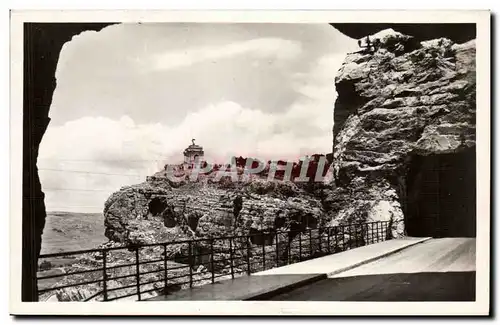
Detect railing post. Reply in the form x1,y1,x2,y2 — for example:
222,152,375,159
318,228,322,253
262,240,266,271
377,224,385,242
299,232,302,261
287,233,291,265
373,222,376,243
362,224,365,246
210,239,215,284
343,225,352,249
246,236,251,275
229,238,234,279
309,229,312,257
356,224,359,247
360,224,363,246
188,241,193,288
102,249,108,301
163,244,168,293
378,222,381,242
327,228,331,254
135,247,141,301
377,222,380,242
384,221,387,240
275,233,279,267
359,224,362,246
335,226,339,251
361,223,369,246
354,224,357,248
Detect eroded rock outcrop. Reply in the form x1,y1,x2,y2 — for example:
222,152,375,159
330,29,476,237
104,174,330,247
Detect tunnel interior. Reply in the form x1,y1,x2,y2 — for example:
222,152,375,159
405,148,476,238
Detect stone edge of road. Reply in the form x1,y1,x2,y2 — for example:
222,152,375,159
325,237,433,278
243,237,433,300
242,274,328,301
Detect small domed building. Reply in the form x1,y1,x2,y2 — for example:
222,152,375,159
183,139,205,168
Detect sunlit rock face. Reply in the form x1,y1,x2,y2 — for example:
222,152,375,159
330,29,476,238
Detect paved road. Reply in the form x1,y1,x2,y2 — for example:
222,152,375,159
269,238,475,301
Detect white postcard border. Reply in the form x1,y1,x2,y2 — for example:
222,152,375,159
9,9,491,316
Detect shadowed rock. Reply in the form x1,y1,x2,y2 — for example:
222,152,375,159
329,29,476,238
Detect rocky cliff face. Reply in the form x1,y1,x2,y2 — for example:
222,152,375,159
104,173,331,246
330,29,476,237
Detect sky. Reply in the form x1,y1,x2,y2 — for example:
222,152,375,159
38,23,357,213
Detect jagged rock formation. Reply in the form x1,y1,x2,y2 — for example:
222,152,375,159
330,29,476,237
104,174,330,246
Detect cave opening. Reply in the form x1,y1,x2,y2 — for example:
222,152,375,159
148,197,168,216
148,198,176,227
405,147,476,238
249,228,275,246
187,214,200,231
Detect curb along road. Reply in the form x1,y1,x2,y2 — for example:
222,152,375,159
246,237,433,300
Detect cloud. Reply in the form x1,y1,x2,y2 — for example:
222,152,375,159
146,38,302,71
49,23,356,128
40,98,336,212
292,53,347,99
41,99,329,168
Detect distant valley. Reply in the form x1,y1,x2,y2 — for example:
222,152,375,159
41,211,107,254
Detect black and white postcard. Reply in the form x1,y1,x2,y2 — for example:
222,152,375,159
9,10,491,316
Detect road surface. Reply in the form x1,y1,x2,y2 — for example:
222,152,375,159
269,238,476,301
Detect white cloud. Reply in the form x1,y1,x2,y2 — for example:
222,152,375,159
147,38,302,71
293,53,347,99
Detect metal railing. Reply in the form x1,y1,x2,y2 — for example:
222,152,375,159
37,221,390,301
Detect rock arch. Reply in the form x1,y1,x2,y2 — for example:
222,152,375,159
22,23,116,301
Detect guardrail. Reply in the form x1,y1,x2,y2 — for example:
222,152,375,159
37,221,390,301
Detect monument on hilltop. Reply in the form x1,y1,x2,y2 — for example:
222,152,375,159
183,138,205,168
